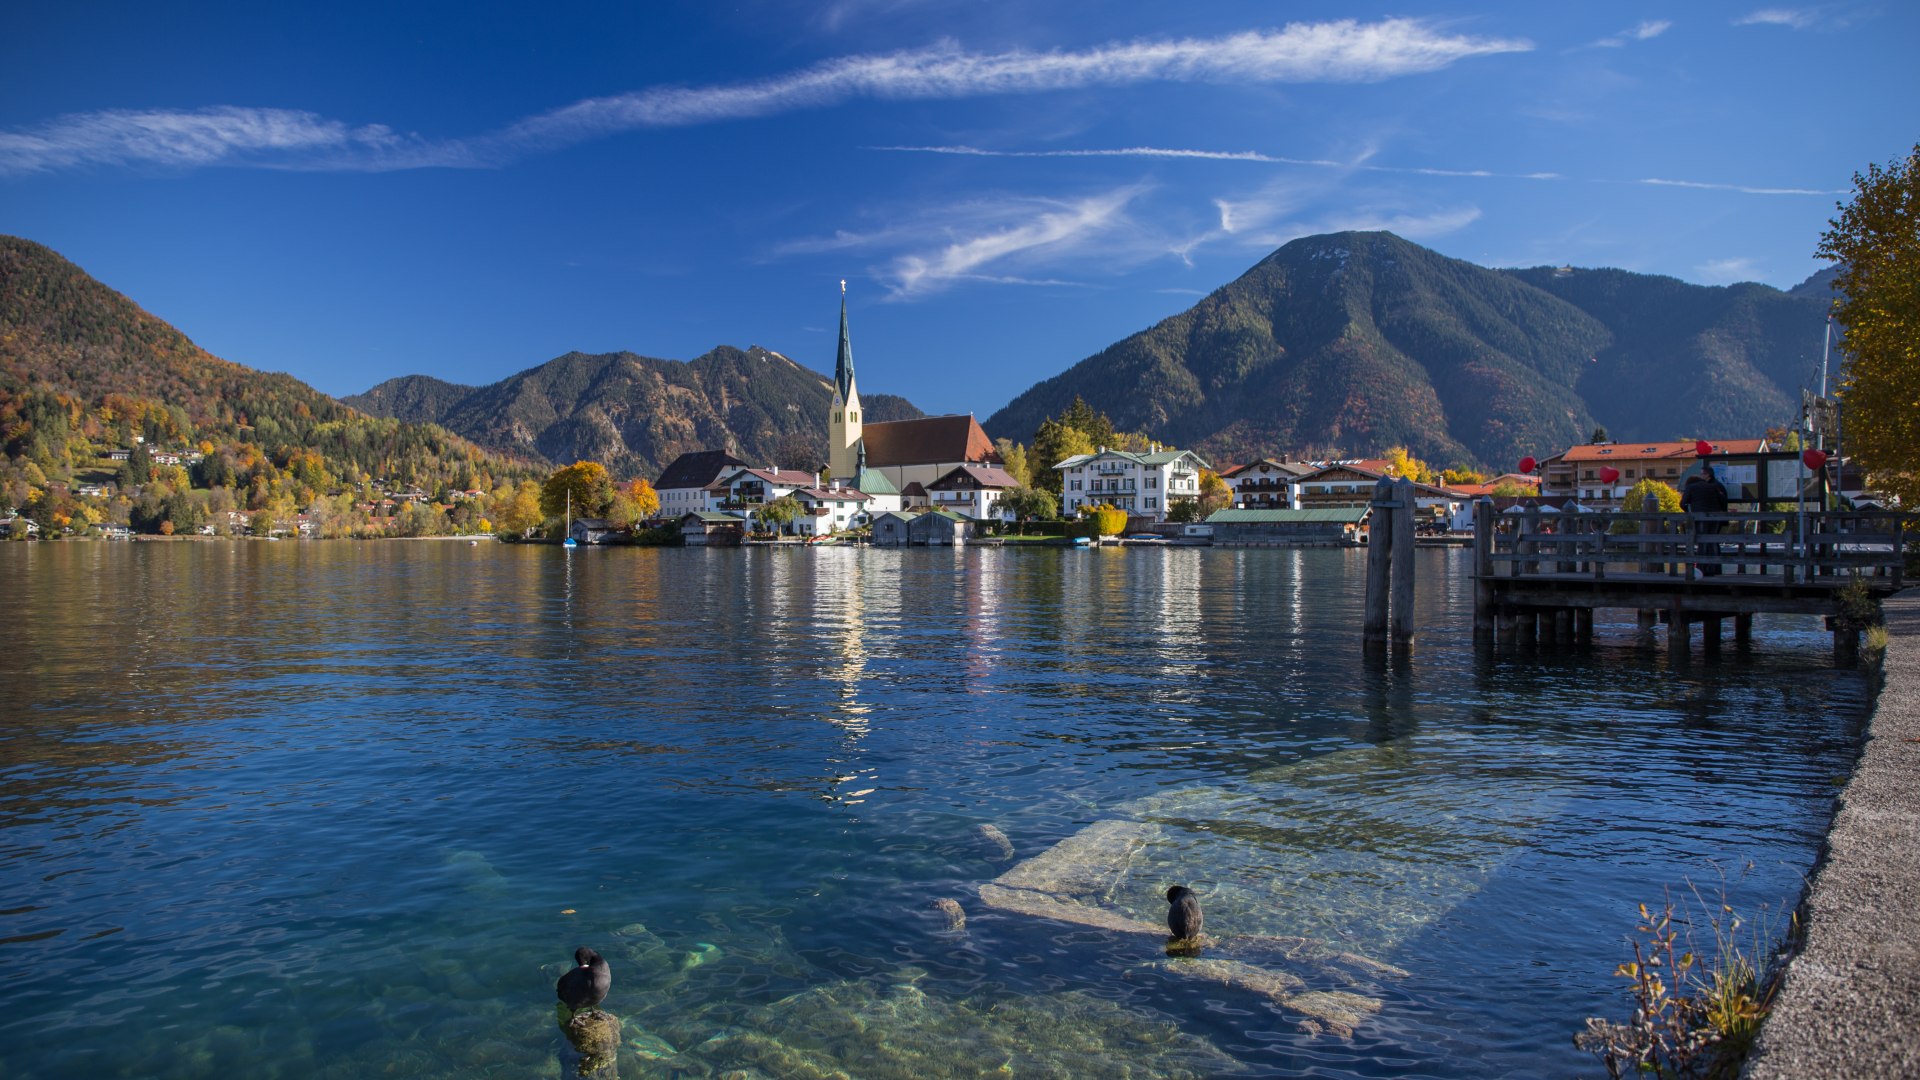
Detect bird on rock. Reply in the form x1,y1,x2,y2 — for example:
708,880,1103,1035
1165,885,1204,943
557,946,611,1013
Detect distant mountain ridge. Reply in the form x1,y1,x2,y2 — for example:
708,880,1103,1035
985,231,1833,469
346,350,924,479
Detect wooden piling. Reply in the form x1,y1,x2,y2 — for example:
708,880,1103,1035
1389,478,1416,645
1517,608,1537,646
1364,479,1393,645
1668,610,1690,662
1734,613,1753,642
1496,609,1517,644
1473,497,1495,645
1575,608,1593,641
1553,608,1573,644
1637,609,1657,633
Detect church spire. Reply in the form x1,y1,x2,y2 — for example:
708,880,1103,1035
834,279,857,404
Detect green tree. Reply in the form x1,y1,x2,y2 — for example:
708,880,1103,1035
1061,396,1116,449
757,494,801,534
1591,425,1609,443
1166,497,1202,523
999,485,1057,522
1819,143,1920,506
540,461,615,521
1612,478,1682,534
1490,479,1531,497
1030,419,1095,495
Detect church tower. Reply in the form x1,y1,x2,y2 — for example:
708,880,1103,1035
827,280,863,482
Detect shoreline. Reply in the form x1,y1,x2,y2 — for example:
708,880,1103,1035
1745,586,1919,1078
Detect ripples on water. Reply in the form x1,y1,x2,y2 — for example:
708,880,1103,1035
0,542,1867,1078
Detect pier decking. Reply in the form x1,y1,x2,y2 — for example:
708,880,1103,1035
1469,501,1908,661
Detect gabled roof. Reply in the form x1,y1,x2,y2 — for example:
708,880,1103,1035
655,450,749,490
1291,463,1462,498
928,464,1020,490
860,415,998,469
1560,439,1768,463
853,468,899,496
1053,446,1210,470
795,486,871,502
681,511,745,524
1221,458,1317,479
718,467,816,487
1206,507,1370,524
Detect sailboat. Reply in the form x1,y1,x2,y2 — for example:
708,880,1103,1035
563,489,578,548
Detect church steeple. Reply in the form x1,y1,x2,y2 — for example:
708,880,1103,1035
828,280,864,481
834,279,857,404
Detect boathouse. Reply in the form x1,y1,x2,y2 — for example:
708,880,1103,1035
1205,507,1369,546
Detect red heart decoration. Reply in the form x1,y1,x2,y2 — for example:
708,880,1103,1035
1802,448,1828,471
1598,466,1620,484
1695,439,1714,457
1518,456,1537,473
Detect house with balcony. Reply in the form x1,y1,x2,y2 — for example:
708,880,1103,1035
1220,459,1316,509
1546,439,1771,507
792,484,872,535
925,464,1020,521
1290,462,1465,528
654,450,750,516
1054,446,1209,521
711,467,815,514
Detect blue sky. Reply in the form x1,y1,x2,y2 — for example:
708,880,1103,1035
2,2,1911,419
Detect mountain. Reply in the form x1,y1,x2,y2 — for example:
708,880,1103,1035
349,351,924,479
341,374,477,426
1,235,534,528
985,232,1831,469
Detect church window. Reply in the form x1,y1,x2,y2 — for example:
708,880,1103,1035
834,411,842,423
850,411,857,422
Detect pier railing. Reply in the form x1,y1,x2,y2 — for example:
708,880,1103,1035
1477,506,1908,589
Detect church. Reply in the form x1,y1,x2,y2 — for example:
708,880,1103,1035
827,284,1006,502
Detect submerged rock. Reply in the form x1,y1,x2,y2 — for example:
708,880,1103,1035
561,1007,621,1076
930,897,967,934
974,823,1016,862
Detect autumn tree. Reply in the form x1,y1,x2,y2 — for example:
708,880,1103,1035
1819,142,1920,505
994,438,1031,487
626,478,660,519
1197,468,1232,516
1088,503,1129,537
540,461,615,521
491,480,544,536
1383,446,1438,485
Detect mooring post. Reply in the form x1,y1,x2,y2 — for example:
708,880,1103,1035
1553,608,1572,643
1734,613,1753,642
1517,608,1538,646
1637,608,1657,633
1496,609,1517,644
1389,478,1416,645
1473,497,1495,645
1575,607,1593,641
1364,478,1393,644
1668,607,1691,662
1703,616,1723,654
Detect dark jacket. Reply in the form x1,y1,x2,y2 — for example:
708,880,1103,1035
1681,471,1729,514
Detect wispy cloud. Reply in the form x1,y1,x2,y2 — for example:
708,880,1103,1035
779,186,1151,298
1697,256,1761,283
0,106,470,175
873,143,1842,198
0,19,1530,175
1635,176,1845,196
872,143,1563,182
1734,8,1820,29
1593,19,1673,47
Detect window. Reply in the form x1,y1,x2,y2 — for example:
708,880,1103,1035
1071,480,1081,490
834,411,842,422
1146,498,1157,509
1148,475,1158,488
850,412,857,422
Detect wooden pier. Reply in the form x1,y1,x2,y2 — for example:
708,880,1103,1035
1470,497,1908,662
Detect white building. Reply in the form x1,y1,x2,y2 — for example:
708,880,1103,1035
925,464,1020,521
1055,447,1209,521
653,450,749,517
713,467,815,513
792,484,872,535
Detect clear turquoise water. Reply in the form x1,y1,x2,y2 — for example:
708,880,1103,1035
0,542,1867,1078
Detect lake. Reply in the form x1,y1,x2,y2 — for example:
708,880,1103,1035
0,541,1867,1078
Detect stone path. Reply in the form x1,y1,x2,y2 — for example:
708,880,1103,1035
1746,586,1920,1079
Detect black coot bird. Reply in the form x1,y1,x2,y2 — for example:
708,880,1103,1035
557,946,612,1012
1165,885,1204,942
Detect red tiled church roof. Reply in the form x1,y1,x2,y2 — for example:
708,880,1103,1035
861,415,1000,469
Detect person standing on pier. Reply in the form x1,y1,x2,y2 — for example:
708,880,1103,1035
1681,464,1730,577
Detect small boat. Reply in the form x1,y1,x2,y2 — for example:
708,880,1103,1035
1071,535,1092,547
563,490,578,548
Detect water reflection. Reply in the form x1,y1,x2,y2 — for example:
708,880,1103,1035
0,542,1869,1079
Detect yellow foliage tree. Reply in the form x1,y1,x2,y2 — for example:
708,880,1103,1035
1383,446,1438,485
1820,143,1920,505
1089,504,1129,536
